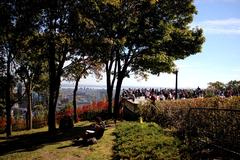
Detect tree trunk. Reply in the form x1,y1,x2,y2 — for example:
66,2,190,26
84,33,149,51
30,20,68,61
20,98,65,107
5,53,12,137
48,77,60,132
106,70,113,118
48,69,61,133
5,79,12,137
48,82,56,132
48,38,57,133
26,82,32,130
73,77,80,123
114,75,124,121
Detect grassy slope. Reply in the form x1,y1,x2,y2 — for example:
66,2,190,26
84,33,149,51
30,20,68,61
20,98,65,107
0,121,115,160
113,122,181,160
0,121,182,160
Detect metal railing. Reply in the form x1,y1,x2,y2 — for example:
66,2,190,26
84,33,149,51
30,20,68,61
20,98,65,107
187,107,240,157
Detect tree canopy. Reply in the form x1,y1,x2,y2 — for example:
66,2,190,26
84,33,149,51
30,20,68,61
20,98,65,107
79,0,205,118
0,0,205,134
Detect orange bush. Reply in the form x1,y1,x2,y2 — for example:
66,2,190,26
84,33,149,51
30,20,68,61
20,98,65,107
156,96,240,109
12,118,26,131
0,117,6,129
76,99,108,115
140,96,240,130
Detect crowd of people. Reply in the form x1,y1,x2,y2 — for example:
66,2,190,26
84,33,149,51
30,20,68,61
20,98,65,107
121,87,239,101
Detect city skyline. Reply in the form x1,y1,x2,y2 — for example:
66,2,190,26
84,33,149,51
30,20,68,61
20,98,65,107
64,0,240,89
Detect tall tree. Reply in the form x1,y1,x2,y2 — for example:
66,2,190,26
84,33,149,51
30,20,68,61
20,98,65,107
207,81,226,91
0,0,19,137
16,34,46,130
77,0,122,117
63,57,102,123
14,0,102,131
0,55,6,104
0,0,48,137
226,80,240,95
37,0,78,132
82,0,205,120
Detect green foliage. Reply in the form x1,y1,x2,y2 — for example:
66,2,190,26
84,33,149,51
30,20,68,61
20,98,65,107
0,0,205,132
132,54,176,76
63,57,103,82
207,81,226,90
33,105,48,120
82,0,205,118
227,80,240,89
114,122,181,160
65,102,73,110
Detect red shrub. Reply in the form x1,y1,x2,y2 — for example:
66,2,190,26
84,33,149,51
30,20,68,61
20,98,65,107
12,118,26,131
0,117,6,129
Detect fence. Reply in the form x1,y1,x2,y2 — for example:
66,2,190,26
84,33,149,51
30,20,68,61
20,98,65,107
187,107,240,157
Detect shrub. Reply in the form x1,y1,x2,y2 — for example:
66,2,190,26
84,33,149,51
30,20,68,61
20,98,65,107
0,117,6,133
59,115,74,130
139,96,240,129
138,96,240,152
76,99,108,121
32,117,47,128
12,118,26,131
33,104,48,128
114,122,181,160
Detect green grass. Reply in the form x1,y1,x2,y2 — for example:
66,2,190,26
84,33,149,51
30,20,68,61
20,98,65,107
0,121,115,160
113,122,181,160
0,121,185,160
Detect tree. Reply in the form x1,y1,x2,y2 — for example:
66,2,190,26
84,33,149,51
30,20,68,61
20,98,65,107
0,0,19,137
226,80,240,95
82,0,205,120
16,34,46,130
66,0,113,116
63,57,102,123
36,0,78,132
0,0,49,134
7,0,102,132
1,0,52,137
207,81,226,91
0,54,5,75
0,57,6,104
31,0,101,132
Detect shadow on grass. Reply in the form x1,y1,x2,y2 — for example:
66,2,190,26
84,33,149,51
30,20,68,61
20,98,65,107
0,125,91,156
56,139,93,149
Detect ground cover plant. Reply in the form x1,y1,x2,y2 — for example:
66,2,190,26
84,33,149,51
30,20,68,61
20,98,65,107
113,121,182,160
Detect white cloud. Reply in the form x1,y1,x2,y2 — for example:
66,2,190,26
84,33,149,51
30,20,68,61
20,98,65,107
192,18,240,35
232,68,240,72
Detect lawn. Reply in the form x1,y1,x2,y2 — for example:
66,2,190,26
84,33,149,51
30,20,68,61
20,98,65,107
0,121,182,160
113,122,182,160
0,121,115,160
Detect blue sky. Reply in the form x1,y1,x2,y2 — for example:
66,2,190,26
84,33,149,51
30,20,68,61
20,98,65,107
66,0,240,89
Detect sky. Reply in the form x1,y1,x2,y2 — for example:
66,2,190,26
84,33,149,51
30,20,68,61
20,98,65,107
64,0,240,89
